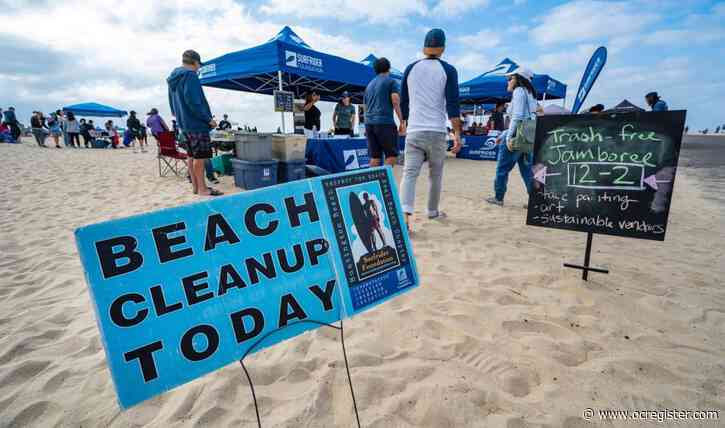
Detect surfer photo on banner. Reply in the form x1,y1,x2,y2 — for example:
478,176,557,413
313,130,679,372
343,184,401,280
363,192,386,251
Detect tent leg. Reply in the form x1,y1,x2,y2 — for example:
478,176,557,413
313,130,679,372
278,70,286,134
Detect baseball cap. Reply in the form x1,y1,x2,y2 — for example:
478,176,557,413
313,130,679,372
505,67,534,82
147,108,158,115
645,91,658,98
341,91,350,99
424,29,446,48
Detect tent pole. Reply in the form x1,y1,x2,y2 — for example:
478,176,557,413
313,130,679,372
278,70,286,133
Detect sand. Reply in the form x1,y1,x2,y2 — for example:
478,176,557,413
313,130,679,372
1,136,724,427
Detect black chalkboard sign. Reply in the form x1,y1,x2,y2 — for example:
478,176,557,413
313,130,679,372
526,110,686,241
274,90,294,112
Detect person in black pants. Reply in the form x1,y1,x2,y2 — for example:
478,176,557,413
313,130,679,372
126,111,143,153
30,111,49,147
65,111,82,147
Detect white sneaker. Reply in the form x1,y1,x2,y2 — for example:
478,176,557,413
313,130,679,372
428,211,448,220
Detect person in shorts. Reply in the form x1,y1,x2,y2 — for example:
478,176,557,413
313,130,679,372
363,57,403,167
167,49,222,196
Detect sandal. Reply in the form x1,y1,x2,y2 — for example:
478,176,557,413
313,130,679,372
207,188,224,196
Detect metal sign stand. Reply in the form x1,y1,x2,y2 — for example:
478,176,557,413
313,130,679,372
563,232,610,281
238,318,361,428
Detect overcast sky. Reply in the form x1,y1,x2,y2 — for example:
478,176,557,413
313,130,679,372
2,0,723,130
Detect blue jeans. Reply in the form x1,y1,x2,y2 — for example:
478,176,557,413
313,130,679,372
494,145,533,201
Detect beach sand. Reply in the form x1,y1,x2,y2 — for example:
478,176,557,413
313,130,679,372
1,136,724,427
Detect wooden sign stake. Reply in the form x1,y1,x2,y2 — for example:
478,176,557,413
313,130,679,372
238,318,361,428
563,232,610,281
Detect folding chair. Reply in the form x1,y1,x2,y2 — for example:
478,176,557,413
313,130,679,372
156,131,188,177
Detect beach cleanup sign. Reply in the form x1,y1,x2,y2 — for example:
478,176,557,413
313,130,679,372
527,111,686,240
75,167,417,408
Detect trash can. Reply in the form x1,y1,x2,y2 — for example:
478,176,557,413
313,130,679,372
231,158,278,190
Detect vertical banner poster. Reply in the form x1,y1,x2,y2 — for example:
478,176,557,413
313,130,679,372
75,167,418,409
526,111,686,240
571,46,607,114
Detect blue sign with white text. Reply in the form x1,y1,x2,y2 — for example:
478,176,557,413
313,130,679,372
457,134,500,161
75,167,418,409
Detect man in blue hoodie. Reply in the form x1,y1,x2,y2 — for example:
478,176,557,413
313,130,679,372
167,50,222,196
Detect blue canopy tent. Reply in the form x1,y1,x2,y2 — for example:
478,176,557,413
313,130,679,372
200,27,377,131
62,102,127,117
459,58,567,104
359,54,403,80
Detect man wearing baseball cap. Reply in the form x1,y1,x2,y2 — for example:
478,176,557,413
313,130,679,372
399,28,462,231
167,49,222,196
145,108,169,139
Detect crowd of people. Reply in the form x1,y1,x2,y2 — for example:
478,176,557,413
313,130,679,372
159,28,673,230
4,30,676,218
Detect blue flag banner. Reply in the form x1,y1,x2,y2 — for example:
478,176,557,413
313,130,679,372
571,46,607,114
75,167,418,409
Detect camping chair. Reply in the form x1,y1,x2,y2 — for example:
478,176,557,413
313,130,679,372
156,131,188,177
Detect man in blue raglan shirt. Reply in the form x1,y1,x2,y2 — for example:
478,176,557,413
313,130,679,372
167,49,222,196
399,28,462,231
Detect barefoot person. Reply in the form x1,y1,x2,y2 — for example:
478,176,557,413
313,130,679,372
167,49,222,196
364,57,403,167
399,28,462,230
363,192,385,250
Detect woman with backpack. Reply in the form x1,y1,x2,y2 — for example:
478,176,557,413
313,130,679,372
486,67,540,207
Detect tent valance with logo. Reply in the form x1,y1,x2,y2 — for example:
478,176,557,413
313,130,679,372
459,58,567,104
62,102,127,117
199,27,376,104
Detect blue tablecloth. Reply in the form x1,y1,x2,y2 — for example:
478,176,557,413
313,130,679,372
456,133,500,161
306,137,406,173
305,134,497,172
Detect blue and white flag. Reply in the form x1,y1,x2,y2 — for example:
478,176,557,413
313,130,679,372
571,46,607,114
